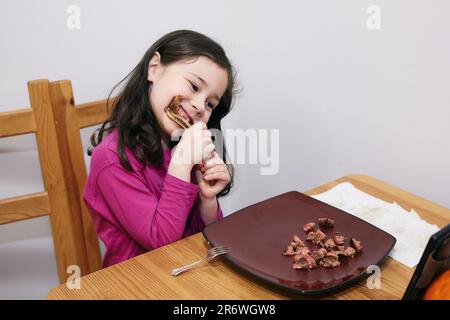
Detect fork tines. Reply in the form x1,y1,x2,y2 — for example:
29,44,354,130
211,246,229,254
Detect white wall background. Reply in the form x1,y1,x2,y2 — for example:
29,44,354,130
0,0,449,299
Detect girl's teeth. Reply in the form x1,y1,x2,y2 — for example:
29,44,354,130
179,109,192,124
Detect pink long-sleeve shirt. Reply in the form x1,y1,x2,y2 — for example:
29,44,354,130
83,129,223,268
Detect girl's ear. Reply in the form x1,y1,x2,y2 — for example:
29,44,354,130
148,51,163,83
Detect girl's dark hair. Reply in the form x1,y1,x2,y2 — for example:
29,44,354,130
88,29,238,197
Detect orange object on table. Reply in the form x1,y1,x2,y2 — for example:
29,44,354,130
424,270,450,300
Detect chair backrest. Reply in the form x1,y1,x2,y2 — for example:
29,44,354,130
47,79,117,274
0,80,101,283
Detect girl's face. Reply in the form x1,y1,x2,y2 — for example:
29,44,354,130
148,53,228,145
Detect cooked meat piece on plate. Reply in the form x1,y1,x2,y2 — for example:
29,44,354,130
313,229,327,244
324,238,337,250
334,234,345,245
320,252,341,268
293,235,305,247
351,238,363,252
306,231,316,241
311,248,328,261
303,222,316,233
344,247,357,258
293,254,317,270
318,217,335,228
295,246,311,256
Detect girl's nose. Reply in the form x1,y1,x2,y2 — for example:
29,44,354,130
191,97,206,116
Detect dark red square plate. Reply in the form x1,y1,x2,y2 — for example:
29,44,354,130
203,191,396,296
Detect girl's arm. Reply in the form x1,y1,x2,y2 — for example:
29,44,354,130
198,195,221,225
183,195,223,237
91,162,199,251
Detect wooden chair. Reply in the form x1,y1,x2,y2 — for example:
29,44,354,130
47,79,117,274
0,80,101,283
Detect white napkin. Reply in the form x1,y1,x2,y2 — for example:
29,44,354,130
310,182,440,268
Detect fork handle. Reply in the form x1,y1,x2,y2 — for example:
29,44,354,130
171,256,208,276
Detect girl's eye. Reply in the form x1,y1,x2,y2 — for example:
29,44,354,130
187,79,216,110
188,81,198,92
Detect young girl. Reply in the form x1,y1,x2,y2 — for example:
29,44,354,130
83,30,237,268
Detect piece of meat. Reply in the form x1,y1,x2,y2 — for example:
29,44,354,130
306,231,316,241
313,229,327,244
283,234,309,256
290,241,297,247
318,217,335,228
344,247,356,258
293,235,305,247
282,245,296,256
350,238,363,252
320,252,341,268
303,222,316,233
334,234,345,245
293,251,308,262
293,254,302,263
164,95,191,128
332,245,346,257
334,249,346,257
293,254,317,270
324,238,337,250
311,248,328,261
295,246,311,256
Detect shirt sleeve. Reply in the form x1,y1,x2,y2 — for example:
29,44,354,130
94,162,199,250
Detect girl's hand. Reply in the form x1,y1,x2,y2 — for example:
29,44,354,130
171,122,215,169
195,151,231,200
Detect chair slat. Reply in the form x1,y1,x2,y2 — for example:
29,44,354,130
0,108,36,137
0,192,50,224
76,99,110,128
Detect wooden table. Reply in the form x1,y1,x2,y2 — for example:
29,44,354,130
47,175,449,300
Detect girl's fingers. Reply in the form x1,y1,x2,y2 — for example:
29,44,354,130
195,168,208,186
204,171,230,182
205,151,220,161
203,159,219,170
202,144,215,160
203,130,212,138
203,164,228,176
195,166,229,198
209,180,230,194
204,153,224,168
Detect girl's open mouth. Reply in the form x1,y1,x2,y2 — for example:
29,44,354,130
164,95,192,128
177,106,193,125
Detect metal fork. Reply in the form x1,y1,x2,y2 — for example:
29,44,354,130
171,246,229,276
